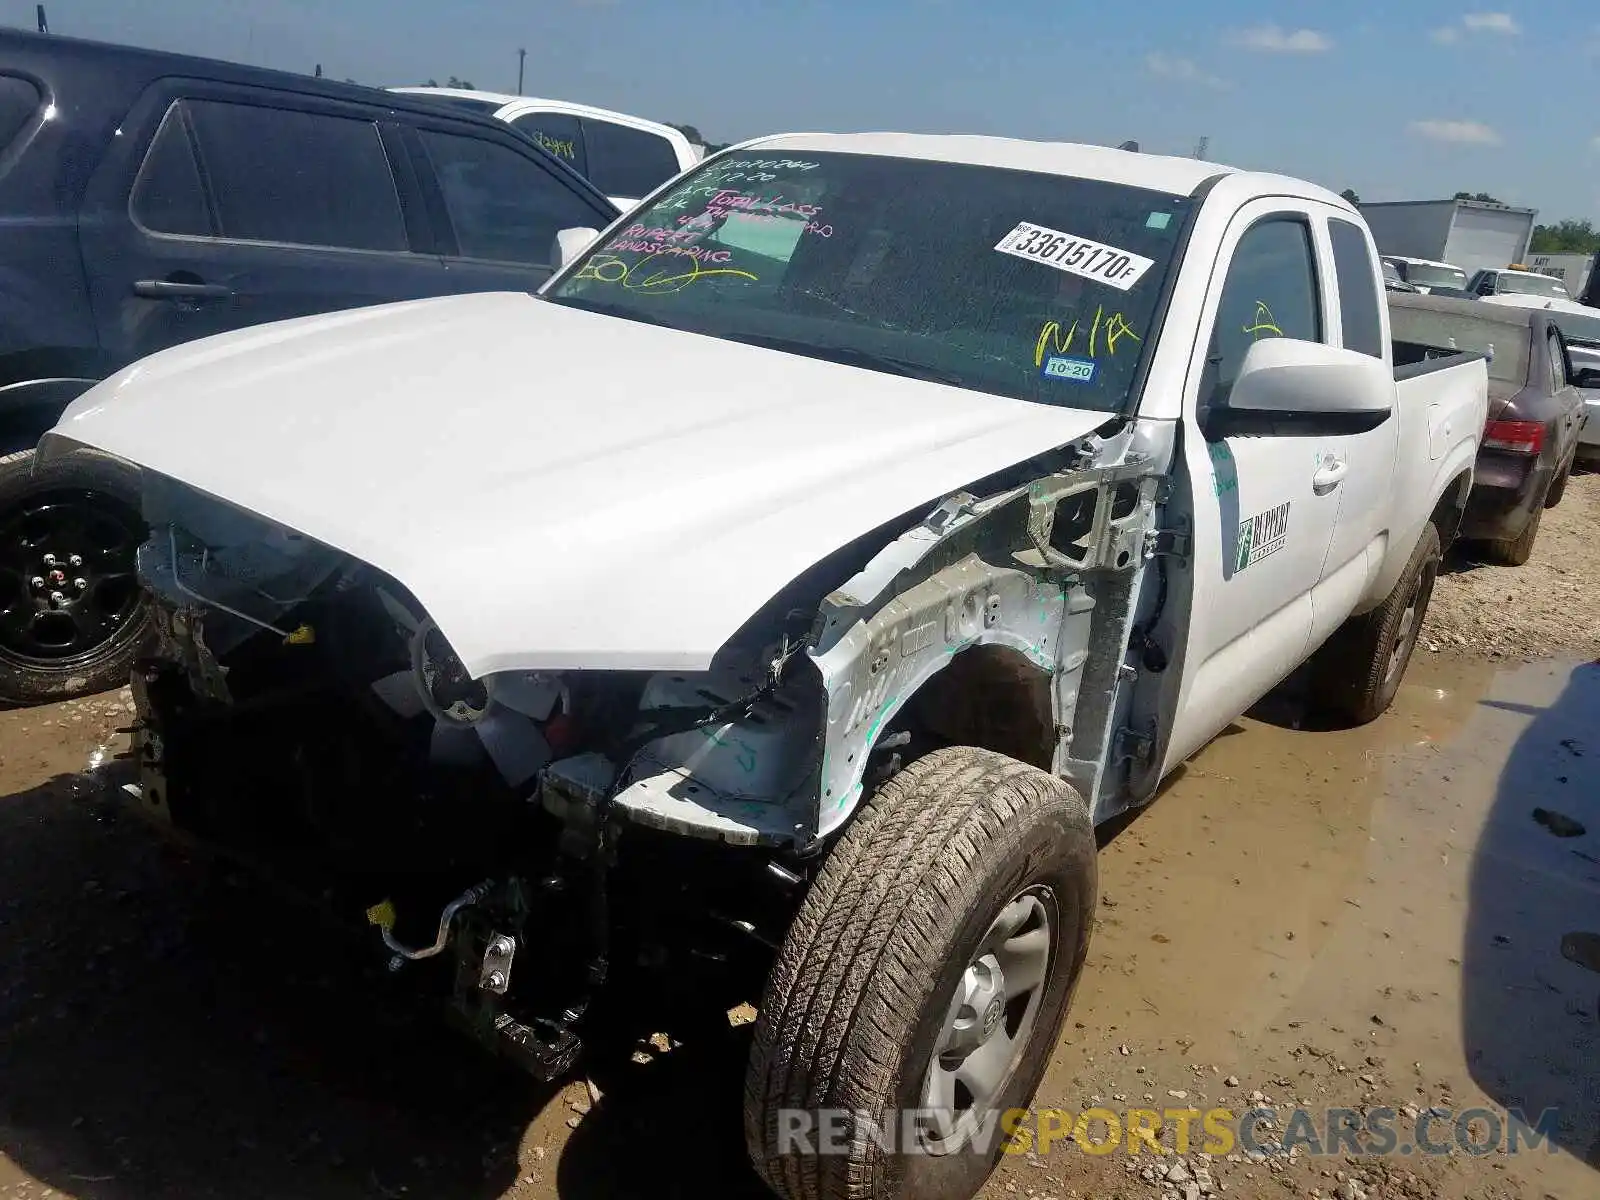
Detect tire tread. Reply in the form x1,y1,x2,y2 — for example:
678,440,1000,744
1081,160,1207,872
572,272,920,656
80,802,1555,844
745,747,1094,1200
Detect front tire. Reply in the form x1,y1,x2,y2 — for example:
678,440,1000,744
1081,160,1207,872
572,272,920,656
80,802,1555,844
0,446,151,706
1311,521,1441,725
744,746,1096,1200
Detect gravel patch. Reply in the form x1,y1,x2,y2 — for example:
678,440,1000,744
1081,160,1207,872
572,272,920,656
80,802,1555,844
1422,469,1600,663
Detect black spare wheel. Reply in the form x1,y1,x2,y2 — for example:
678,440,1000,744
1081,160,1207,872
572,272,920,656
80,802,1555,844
0,446,152,705
745,745,1097,1200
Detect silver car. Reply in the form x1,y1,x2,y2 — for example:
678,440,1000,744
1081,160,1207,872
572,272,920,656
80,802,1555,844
1551,310,1600,461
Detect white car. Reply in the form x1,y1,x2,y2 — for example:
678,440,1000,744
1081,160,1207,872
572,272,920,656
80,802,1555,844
43,134,1486,1200
1470,266,1595,315
1382,255,1470,295
389,86,700,208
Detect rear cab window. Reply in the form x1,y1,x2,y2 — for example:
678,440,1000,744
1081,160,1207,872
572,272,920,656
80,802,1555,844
1327,218,1383,359
508,111,586,177
580,119,681,198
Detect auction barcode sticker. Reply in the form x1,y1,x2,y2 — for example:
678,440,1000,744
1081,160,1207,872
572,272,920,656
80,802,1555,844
993,222,1155,292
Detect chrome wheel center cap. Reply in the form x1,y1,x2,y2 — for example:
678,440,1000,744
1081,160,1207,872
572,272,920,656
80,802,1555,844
980,996,1004,1043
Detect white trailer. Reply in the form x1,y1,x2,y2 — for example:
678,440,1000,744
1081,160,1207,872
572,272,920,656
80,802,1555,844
1359,198,1537,277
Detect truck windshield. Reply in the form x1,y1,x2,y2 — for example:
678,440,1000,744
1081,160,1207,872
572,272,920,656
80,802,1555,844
545,150,1194,414
1499,272,1569,299
1406,264,1468,290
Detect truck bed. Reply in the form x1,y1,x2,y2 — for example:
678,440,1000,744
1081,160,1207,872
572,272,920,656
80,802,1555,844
1392,344,1490,381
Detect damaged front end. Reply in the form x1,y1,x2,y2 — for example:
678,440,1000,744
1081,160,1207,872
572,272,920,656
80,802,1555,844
123,420,1180,1078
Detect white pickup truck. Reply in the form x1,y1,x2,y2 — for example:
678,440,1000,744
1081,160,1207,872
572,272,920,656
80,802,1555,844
42,134,1486,1200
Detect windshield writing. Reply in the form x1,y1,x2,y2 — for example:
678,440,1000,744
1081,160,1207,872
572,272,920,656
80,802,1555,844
546,150,1193,413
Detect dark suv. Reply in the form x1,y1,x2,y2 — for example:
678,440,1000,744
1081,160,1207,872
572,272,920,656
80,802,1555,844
0,30,618,705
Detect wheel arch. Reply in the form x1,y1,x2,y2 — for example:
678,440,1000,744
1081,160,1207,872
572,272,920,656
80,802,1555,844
1430,467,1473,550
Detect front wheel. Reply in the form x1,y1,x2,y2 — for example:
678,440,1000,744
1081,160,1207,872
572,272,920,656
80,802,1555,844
0,446,151,706
744,746,1096,1200
1310,521,1441,725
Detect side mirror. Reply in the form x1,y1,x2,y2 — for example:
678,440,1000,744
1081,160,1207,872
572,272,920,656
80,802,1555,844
1573,367,1600,390
552,226,600,270
1211,338,1393,436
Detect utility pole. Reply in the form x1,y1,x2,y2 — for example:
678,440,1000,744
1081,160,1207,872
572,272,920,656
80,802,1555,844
517,48,526,95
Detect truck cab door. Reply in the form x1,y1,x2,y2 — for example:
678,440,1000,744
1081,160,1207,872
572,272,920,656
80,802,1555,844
1307,213,1403,646
1162,204,1348,769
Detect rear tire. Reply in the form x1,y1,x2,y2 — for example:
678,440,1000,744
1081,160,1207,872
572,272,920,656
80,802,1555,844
1311,522,1441,725
1543,456,1572,508
744,746,1096,1200
0,446,151,706
1488,501,1542,567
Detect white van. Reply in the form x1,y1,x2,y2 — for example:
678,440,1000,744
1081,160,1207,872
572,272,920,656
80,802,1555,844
389,87,700,209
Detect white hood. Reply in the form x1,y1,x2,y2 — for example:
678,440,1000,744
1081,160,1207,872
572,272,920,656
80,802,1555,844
54,293,1109,676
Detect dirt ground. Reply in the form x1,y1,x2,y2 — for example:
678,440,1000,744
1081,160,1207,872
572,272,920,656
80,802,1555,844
1422,469,1600,663
2,479,1598,1200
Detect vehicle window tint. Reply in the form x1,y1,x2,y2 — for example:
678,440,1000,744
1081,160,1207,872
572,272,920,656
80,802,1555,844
509,111,586,176
130,103,212,237
550,152,1195,415
1328,219,1383,359
0,74,40,153
185,100,406,251
1208,217,1323,408
580,119,680,198
418,129,602,265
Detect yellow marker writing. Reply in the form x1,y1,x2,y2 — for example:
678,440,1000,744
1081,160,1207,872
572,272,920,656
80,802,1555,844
1104,313,1141,356
365,899,396,931
1243,300,1283,338
1034,318,1079,367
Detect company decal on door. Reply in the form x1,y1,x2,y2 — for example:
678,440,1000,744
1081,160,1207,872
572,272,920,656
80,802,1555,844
1236,501,1291,572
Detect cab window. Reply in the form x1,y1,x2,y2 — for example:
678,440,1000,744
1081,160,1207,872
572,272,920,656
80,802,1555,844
1328,218,1383,359
1204,216,1323,413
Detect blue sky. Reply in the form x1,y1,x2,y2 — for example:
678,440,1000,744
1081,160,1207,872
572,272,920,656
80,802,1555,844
14,1,1598,222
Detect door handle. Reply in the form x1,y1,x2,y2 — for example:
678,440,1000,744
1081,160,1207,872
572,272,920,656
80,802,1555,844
1312,459,1349,491
133,279,235,299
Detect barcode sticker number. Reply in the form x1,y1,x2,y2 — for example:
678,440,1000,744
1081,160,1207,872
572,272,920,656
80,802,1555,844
994,221,1155,292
